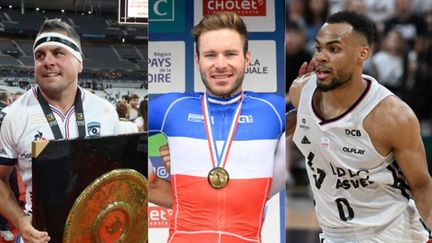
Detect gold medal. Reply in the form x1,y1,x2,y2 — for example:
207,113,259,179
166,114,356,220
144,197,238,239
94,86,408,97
208,167,229,189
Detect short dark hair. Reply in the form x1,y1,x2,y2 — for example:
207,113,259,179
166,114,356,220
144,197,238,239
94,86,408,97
37,18,81,48
326,11,376,46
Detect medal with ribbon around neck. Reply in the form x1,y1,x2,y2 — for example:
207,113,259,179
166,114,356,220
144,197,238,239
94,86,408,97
202,91,244,189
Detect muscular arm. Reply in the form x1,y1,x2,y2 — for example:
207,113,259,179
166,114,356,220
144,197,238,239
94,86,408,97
0,165,49,243
367,96,432,229
0,165,24,227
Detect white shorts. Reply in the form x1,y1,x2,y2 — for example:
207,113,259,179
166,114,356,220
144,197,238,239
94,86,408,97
320,201,429,243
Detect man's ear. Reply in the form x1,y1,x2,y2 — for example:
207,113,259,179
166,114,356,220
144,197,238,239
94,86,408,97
244,51,251,68
194,53,200,67
77,60,83,73
359,47,370,61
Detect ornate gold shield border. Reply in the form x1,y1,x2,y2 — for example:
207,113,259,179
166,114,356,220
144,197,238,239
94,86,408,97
63,169,148,243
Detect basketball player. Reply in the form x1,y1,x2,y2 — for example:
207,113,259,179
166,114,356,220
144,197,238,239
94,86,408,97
288,11,432,242
0,19,119,243
149,12,285,242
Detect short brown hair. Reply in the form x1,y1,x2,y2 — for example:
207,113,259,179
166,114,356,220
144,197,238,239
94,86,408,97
116,102,129,119
192,12,248,56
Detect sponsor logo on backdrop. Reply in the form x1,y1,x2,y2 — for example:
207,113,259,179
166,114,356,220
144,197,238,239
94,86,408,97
148,51,172,83
246,58,269,75
203,0,266,16
148,41,185,93
150,0,175,21
149,206,173,228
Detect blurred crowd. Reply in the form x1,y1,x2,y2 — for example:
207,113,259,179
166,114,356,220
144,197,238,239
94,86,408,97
0,68,146,83
115,94,148,133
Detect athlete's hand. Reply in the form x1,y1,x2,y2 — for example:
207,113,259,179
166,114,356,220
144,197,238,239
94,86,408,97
159,144,171,172
298,58,316,77
18,214,50,243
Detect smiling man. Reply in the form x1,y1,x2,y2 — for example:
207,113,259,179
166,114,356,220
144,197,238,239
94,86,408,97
0,19,119,243
149,12,285,243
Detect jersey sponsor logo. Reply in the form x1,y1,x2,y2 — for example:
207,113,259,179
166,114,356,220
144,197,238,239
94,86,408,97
34,131,47,141
299,117,310,130
19,153,32,159
321,137,330,149
238,115,253,124
0,148,7,155
301,136,311,144
87,122,101,137
187,113,204,123
345,129,361,137
342,147,365,155
330,162,374,190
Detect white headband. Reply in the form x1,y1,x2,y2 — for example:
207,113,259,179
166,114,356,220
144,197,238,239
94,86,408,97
33,32,82,63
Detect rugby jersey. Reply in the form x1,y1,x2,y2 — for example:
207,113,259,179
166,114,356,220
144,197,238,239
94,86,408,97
0,86,120,215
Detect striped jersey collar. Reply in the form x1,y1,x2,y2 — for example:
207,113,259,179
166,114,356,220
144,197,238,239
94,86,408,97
205,91,243,105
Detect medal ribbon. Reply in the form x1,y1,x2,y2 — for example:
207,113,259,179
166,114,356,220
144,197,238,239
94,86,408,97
202,91,244,169
37,87,86,139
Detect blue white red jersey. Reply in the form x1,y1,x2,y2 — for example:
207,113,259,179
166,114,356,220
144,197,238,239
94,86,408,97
149,91,285,243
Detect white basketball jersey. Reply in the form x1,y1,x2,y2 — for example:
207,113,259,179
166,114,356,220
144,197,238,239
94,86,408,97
293,74,417,240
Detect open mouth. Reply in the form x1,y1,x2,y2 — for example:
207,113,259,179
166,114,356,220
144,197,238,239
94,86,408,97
315,66,331,80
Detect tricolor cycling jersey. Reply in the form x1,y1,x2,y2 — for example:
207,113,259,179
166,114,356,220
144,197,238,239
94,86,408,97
149,91,285,243
293,74,427,241
0,86,120,214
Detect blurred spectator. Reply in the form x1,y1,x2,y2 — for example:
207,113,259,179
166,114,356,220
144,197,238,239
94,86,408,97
303,0,330,54
128,94,139,121
413,0,432,15
0,91,12,110
363,0,395,33
286,0,306,25
121,95,130,103
13,91,24,103
285,20,312,94
370,29,412,97
116,102,139,134
344,0,368,15
384,0,426,49
134,99,147,132
405,10,432,120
